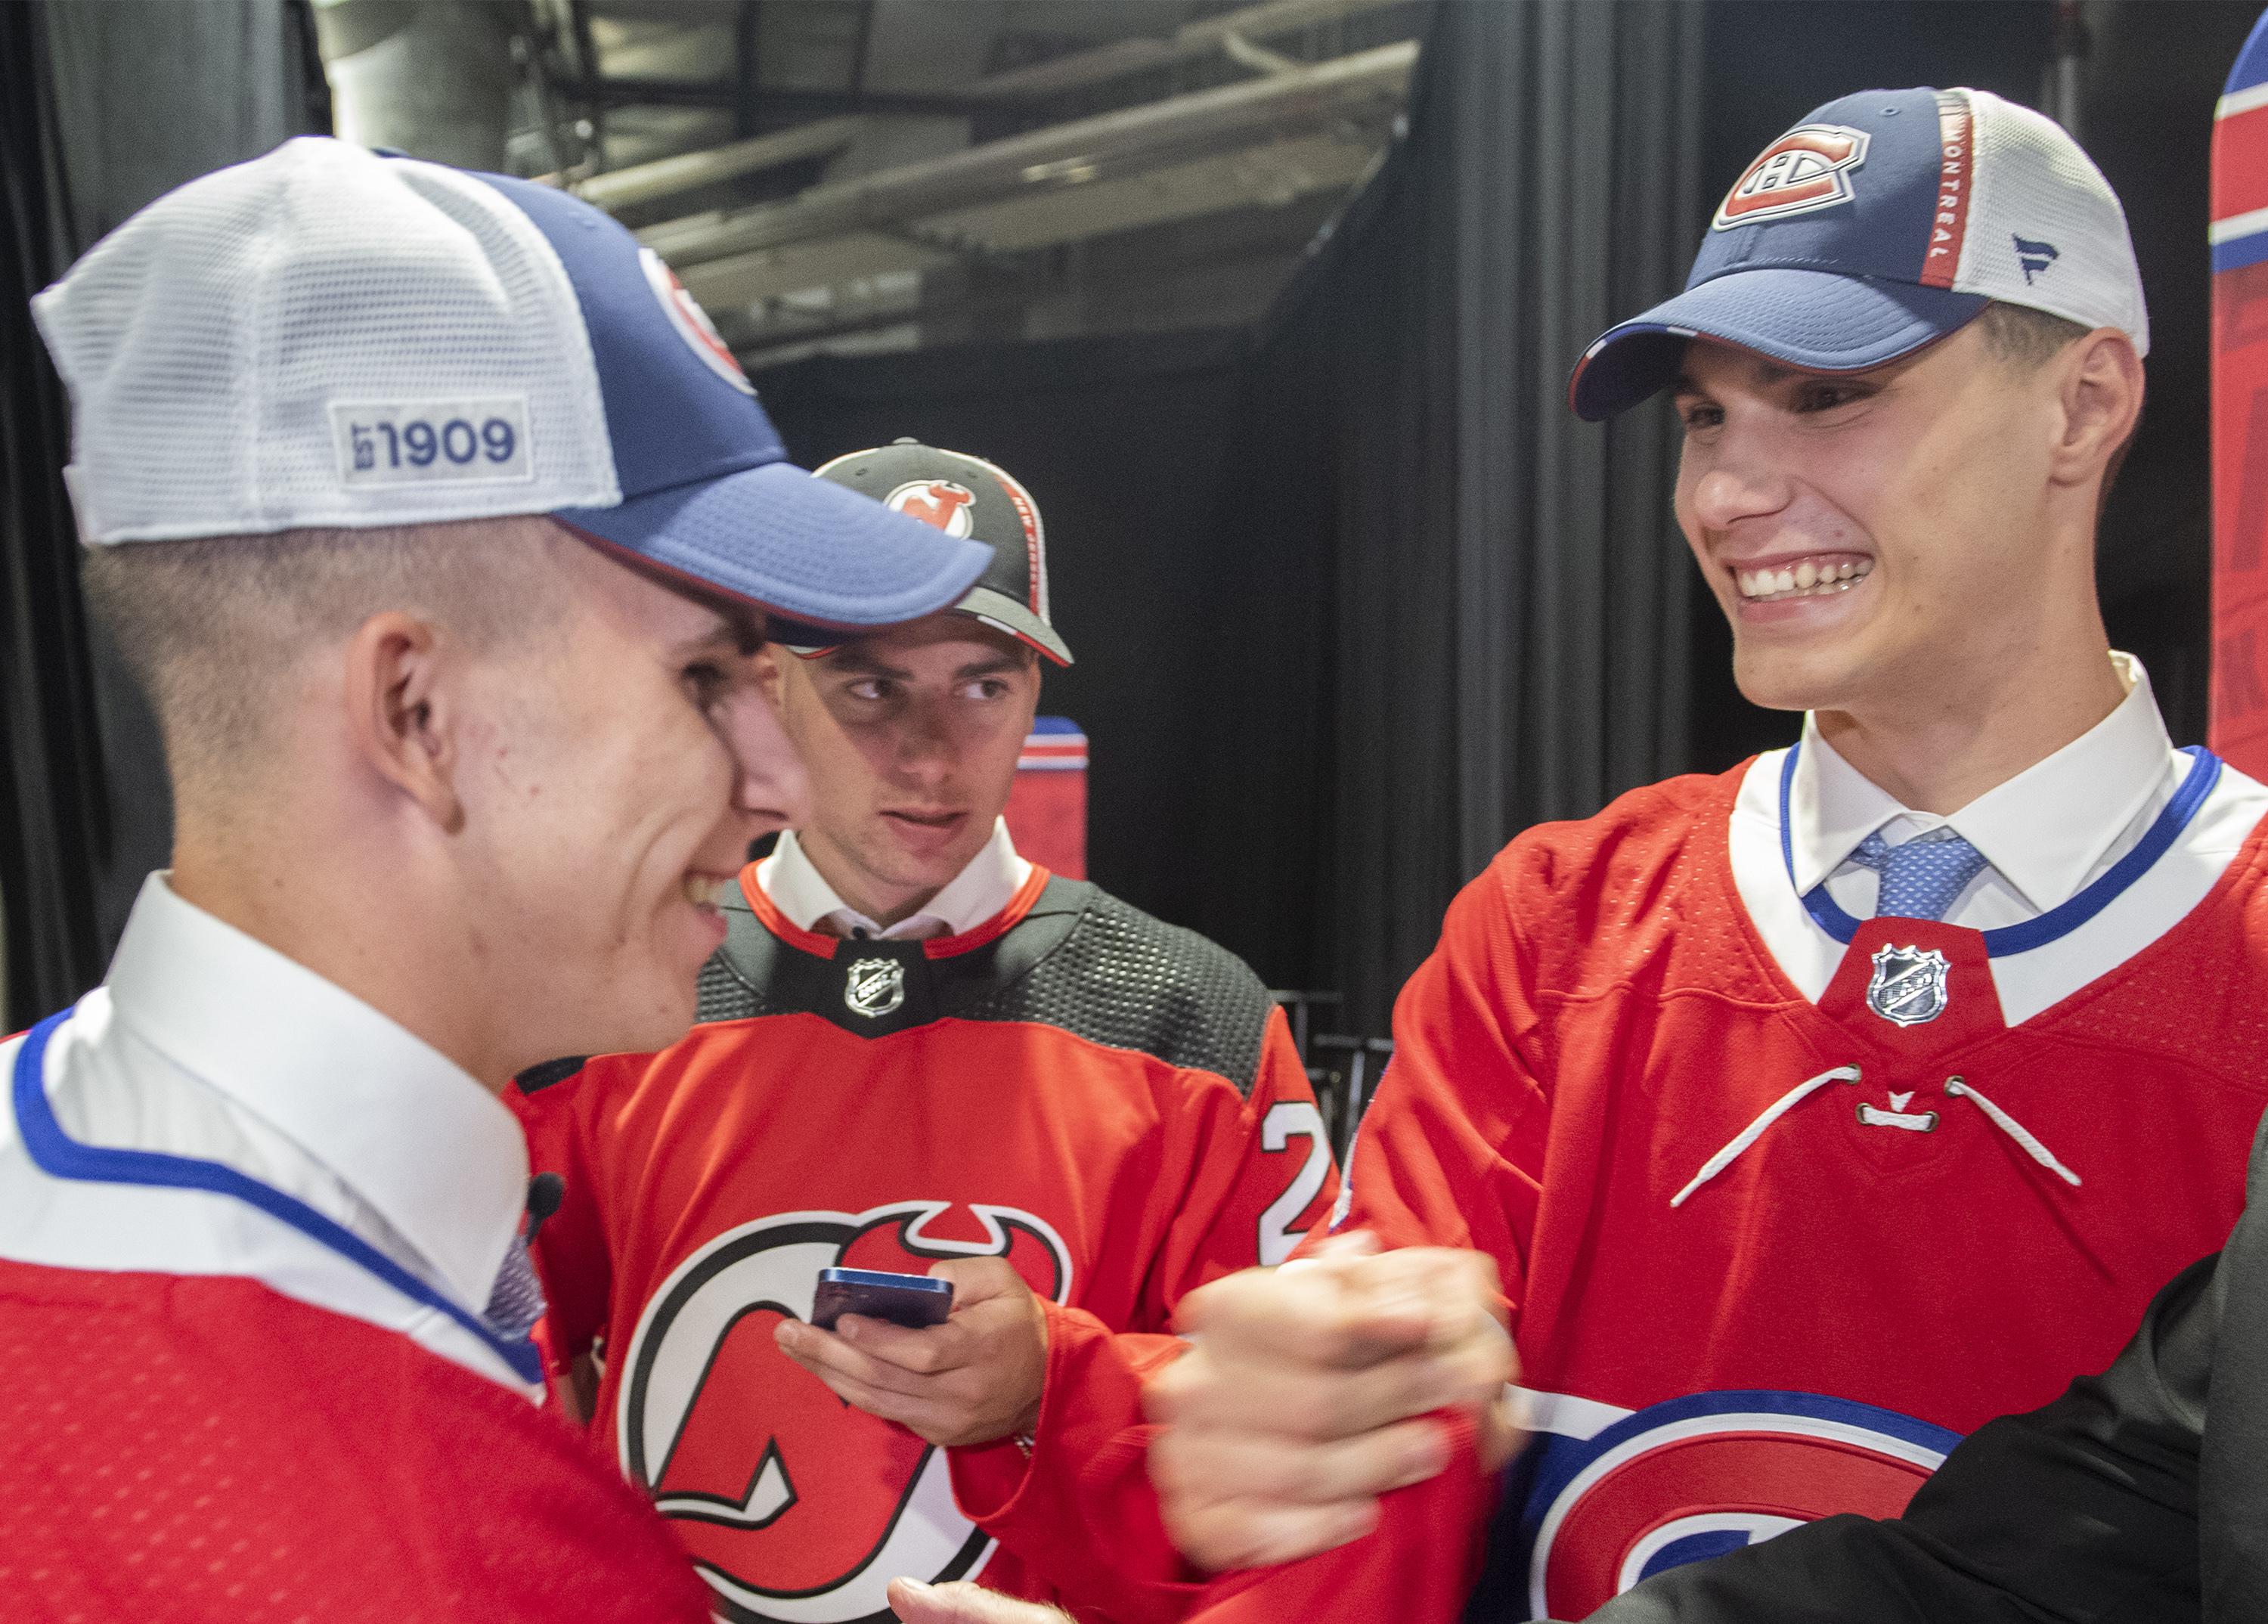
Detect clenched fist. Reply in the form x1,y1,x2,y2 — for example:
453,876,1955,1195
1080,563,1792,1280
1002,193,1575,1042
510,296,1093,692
1145,1234,1520,1571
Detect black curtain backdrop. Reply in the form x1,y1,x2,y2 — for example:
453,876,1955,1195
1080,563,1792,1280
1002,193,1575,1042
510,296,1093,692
1,2,110,1028
764,0,1706,1031
0,0,327,1030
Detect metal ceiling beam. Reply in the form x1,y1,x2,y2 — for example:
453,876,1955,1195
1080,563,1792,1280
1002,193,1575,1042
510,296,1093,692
966,0,1418,100
565,115,867,212
642,39,1418,268
565,77,977,118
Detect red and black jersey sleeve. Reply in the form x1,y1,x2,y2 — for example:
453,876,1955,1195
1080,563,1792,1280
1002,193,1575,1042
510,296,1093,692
953,1007,1337,1623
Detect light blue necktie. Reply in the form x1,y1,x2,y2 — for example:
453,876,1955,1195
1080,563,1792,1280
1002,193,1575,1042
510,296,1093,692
1847,828,1991,922
483,1232,547,1344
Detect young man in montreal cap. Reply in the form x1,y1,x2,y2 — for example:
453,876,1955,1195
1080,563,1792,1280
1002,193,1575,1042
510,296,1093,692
0,136,987,1619
888,85,2268,1624
511,439,1338,1623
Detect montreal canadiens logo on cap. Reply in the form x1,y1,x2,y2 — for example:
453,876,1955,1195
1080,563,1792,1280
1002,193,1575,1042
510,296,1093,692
1714,124,1871,228
637,247,755,397
885,479,979,538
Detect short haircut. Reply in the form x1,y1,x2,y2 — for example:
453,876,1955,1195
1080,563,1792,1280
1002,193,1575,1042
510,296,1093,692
1975,301,2137,511
81,517,570,798
1975,301,2092,370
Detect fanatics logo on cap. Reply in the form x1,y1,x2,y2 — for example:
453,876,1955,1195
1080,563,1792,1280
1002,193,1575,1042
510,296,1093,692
638,247,755,397
1714,124,1871,228
885,479,979,538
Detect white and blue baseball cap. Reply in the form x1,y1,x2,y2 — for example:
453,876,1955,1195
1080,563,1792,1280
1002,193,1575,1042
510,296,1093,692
1570,88,2149,422
30,136,990,632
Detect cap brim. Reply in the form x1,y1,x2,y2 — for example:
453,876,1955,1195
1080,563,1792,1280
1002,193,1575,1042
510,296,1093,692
960,586,1071,665
1568,268,1989,422
782,587,1074,665
556,459,993,631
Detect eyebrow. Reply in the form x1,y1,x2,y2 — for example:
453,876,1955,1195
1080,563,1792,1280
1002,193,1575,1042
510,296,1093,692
823,648,1030,680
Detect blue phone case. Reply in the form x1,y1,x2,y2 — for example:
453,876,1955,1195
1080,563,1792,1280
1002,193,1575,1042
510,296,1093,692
810,1266,955,1331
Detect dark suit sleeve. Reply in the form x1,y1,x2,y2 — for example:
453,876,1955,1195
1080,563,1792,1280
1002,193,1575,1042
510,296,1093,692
1546,1251,2219,1624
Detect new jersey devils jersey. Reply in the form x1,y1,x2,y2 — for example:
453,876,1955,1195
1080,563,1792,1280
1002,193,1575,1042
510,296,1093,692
516,863,1334,1624
1017,751,2268,1624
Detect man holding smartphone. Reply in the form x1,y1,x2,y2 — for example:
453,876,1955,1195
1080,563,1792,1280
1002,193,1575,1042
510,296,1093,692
516,440,1337,1624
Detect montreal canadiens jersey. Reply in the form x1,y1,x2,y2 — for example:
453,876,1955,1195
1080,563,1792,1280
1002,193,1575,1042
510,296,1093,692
1021,748,2268,1624
516,861,1335,1624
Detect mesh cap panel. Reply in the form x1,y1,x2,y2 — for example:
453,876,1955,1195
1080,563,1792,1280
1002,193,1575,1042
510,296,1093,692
32,138,618,543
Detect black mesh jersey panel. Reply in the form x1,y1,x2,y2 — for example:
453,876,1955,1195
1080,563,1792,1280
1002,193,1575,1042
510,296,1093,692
696,877,1274,1097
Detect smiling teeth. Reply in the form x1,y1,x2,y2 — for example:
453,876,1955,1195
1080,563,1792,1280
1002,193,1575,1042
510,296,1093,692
683,874,730,909
1737,559,1871,602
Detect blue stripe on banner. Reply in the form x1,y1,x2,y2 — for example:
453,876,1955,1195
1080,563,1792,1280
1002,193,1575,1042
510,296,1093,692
2215,229,2268,275
2228,8,2268,95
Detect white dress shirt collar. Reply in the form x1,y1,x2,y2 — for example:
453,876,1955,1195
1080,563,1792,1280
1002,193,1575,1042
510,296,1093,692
759,818,1032,940
1789,652,2174,913
99,873,528,1316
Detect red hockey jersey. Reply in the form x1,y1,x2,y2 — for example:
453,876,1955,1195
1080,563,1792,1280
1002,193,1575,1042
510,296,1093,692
516,863,1334,1624
0,1258,712,1624
1006,751,2268,1624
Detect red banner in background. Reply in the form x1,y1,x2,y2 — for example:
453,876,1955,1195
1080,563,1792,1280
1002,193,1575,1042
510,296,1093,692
1003,717,1086,879
2211,10,2268,778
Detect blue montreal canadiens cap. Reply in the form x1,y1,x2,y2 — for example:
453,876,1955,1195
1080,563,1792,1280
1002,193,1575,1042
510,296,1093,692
1569,87,2149,421
29,137,990,633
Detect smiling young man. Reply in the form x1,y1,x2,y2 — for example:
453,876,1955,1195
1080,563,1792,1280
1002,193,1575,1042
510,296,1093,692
513,441,1337,1624
878,88,2268,1624
0,138,989,1619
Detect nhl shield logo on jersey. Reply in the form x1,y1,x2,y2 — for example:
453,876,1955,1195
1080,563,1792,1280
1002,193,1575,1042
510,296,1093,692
844,956,907,1019
1714,124,1870,228
1503,1389,1959,1619
1867,943,1951,1026
886,479,979,538
617,1201,1073,1623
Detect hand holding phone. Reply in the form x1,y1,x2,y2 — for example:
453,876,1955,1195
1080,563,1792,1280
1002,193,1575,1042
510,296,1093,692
810,1266,955,1331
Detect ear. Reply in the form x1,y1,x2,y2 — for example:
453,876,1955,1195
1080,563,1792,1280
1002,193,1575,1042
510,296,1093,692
342,610,464,832
2048,328,2145,494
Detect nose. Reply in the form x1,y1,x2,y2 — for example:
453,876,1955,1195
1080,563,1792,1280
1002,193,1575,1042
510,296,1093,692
1684,446,1795,535
716,683,812,832
889,696,955,790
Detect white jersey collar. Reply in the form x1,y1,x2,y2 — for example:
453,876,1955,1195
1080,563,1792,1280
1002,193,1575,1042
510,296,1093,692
758,818,1032,940
1789,652,2174,913
98,873,528,1316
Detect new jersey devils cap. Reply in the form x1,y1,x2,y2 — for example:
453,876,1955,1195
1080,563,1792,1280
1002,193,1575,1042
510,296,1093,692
1569,87,2149,421
30,137,990,632
807,440,1071,665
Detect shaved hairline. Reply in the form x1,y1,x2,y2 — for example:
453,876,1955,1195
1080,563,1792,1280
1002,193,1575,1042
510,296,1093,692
82,516,576,801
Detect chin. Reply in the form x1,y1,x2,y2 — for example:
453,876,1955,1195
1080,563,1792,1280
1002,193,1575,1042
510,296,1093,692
1730,643,1868,717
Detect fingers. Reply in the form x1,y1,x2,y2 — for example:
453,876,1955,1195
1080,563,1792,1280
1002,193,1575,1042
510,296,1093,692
1146,1331,1497,1440
927,1254,1027,1305
1151,1413,1451,1508
1159,1490,1383,1573
886,1579,1070,1624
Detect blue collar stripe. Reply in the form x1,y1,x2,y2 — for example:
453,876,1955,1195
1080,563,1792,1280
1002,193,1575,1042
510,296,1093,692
10,1008,541,1384
1777,743,2224,956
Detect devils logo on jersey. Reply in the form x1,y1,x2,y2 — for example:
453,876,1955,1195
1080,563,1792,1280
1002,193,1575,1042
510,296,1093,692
1500,1390,1959,1620
617,1201,1074,1623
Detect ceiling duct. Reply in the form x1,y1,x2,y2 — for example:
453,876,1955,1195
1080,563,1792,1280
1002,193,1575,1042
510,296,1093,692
314,0,520,172
643,37,1417,288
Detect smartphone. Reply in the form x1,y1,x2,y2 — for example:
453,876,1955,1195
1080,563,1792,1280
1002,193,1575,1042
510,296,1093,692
810,1266,955,1332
